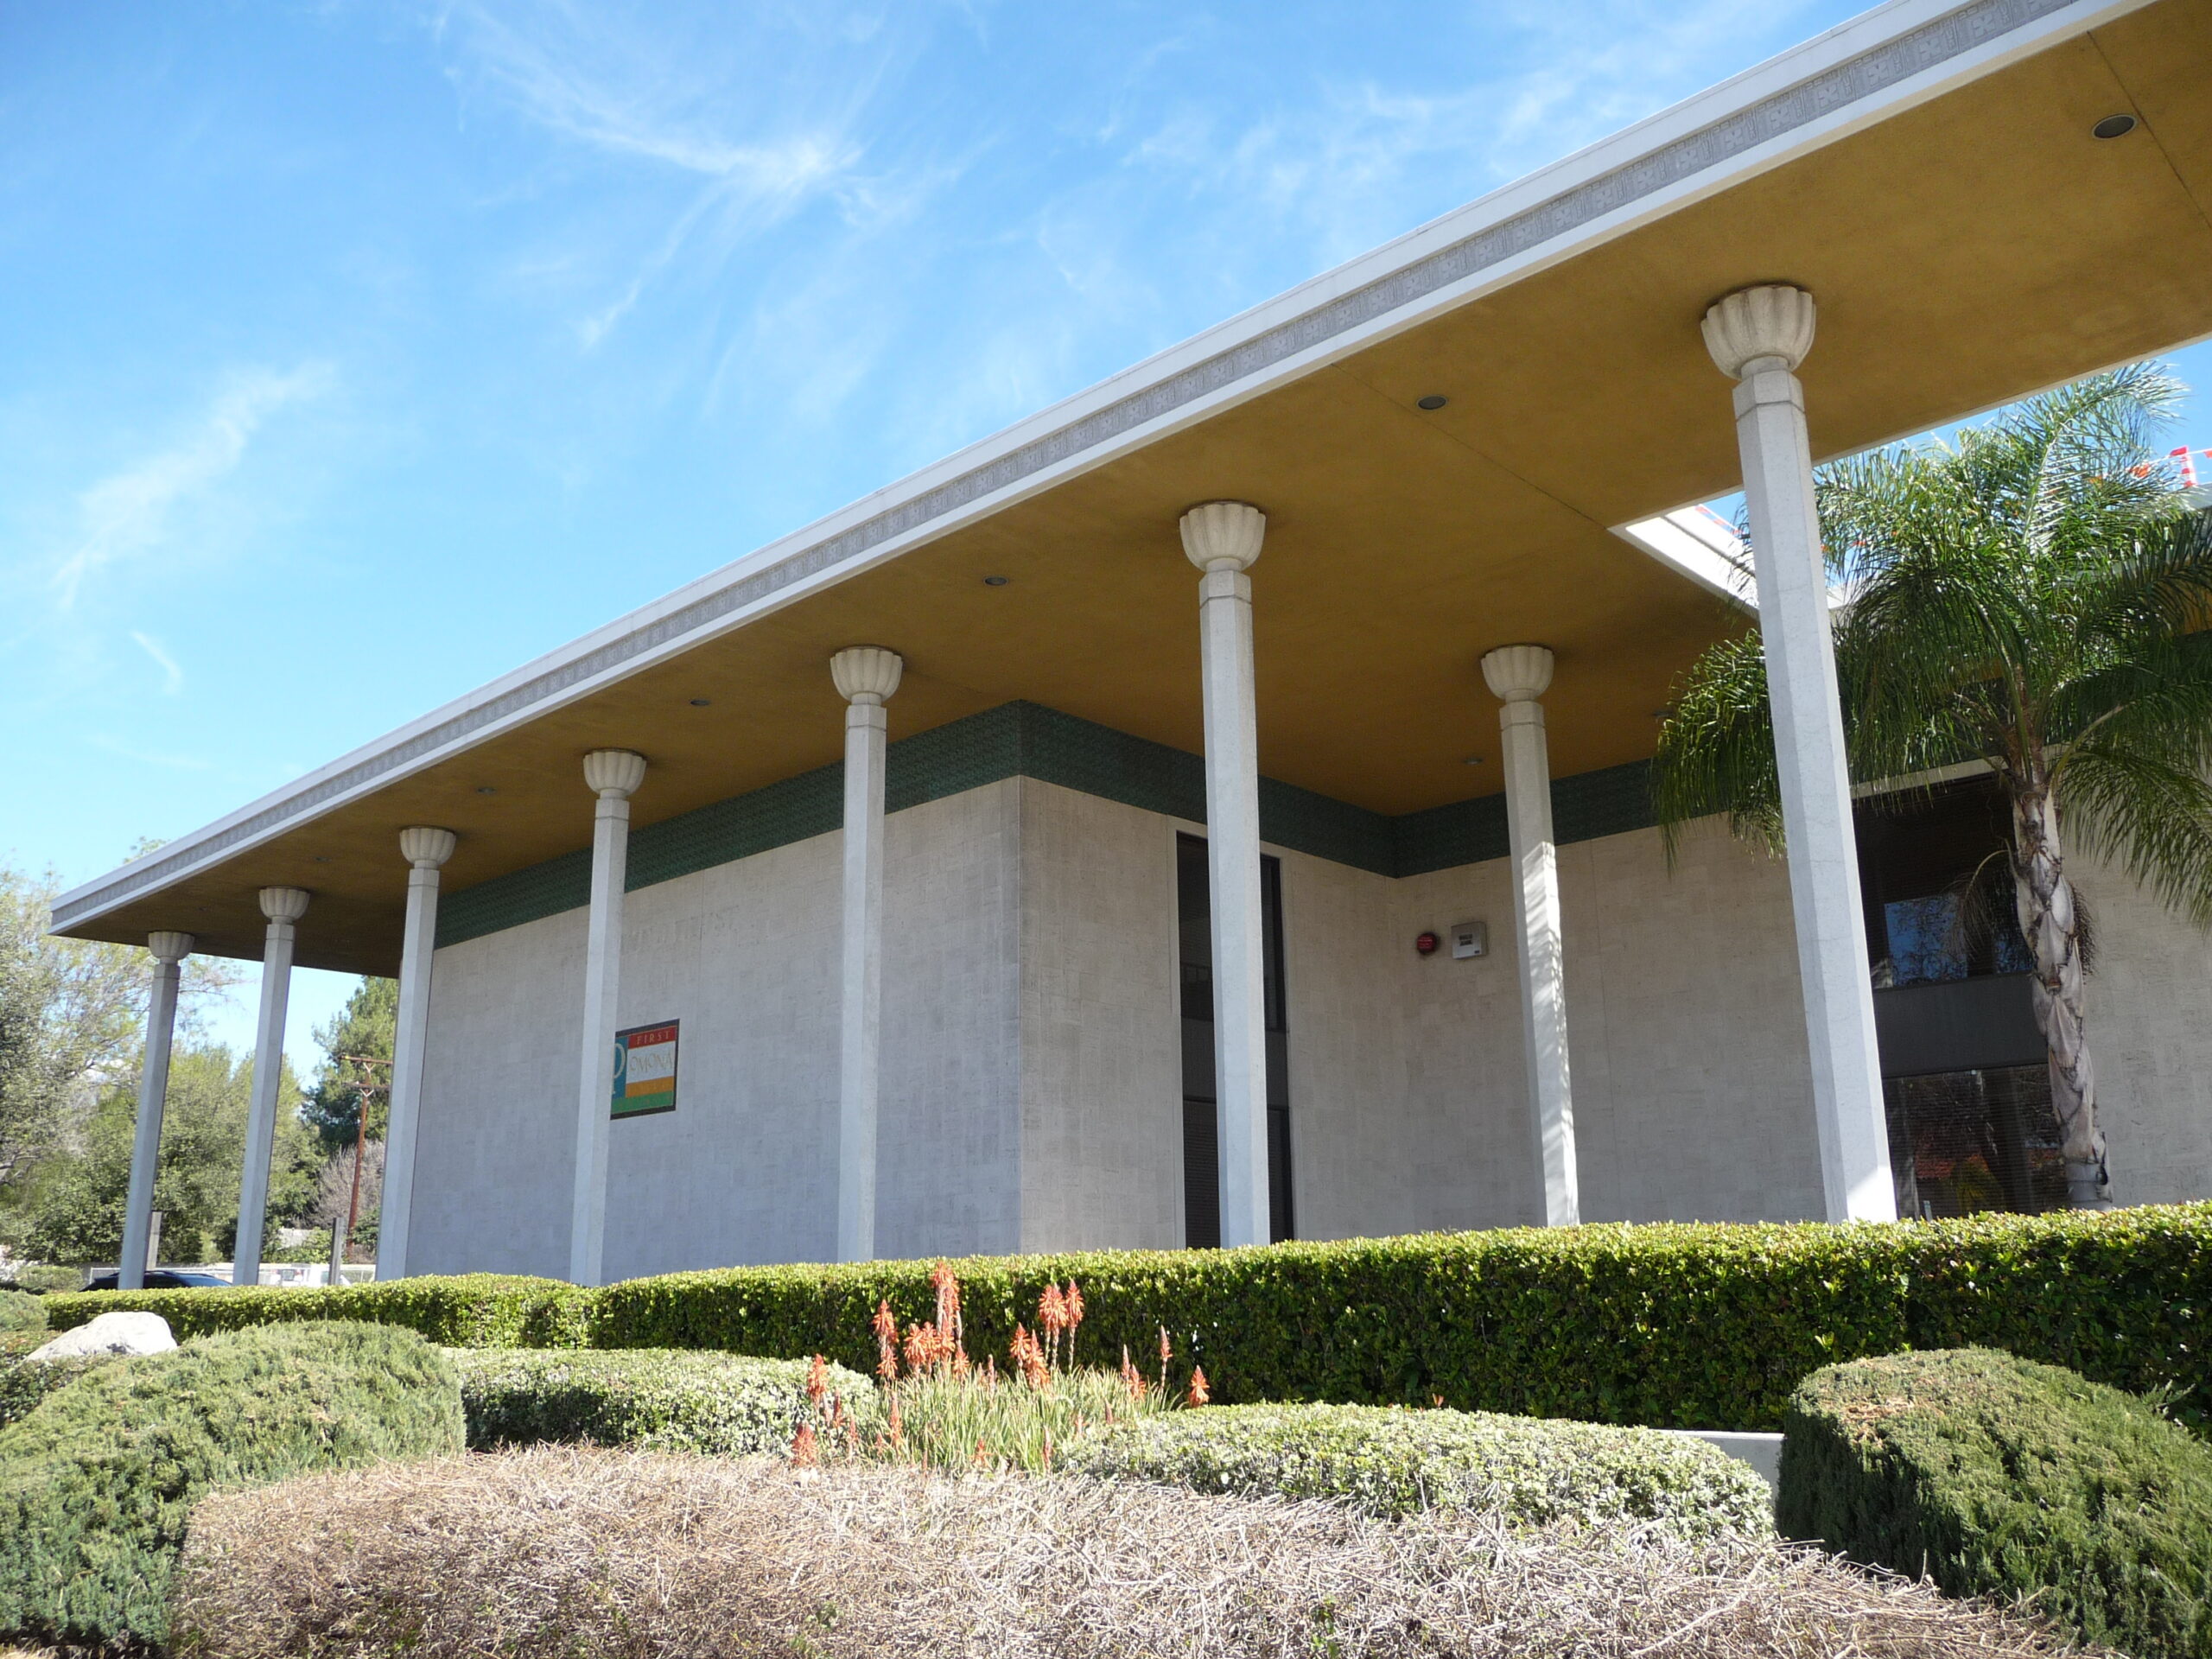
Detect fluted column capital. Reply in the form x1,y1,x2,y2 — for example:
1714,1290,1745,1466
830,645,904,706
1180,500,1266,574
399,826,458,869
147,931,194,963
1481,644,1556,703
1701,284,1817,379
582,750,648,799
257,887,311,925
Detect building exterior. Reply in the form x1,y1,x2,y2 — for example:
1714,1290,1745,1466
49,0,2212,1287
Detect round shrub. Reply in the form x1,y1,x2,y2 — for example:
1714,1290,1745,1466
1065,1402,1773,1543
455,1347,879,1456
0,1319,464,1651
1779,1347,2212,1659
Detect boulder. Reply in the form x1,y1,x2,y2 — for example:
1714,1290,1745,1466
29,1310,177,1360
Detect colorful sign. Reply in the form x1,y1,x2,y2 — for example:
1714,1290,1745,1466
611,1021,678,1118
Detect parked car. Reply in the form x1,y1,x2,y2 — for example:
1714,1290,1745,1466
82,1270,229,1291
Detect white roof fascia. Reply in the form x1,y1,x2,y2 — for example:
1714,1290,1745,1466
53,0,2152,937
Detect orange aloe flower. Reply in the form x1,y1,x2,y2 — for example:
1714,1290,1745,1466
1158,1325,1173,1390
972,1434,989,1471
805,1353,829,1407
874,1298,899,1382
887,1390,906,1452
1186,1364,1211,1408
1120,1344,1144,1403
790,1422,820,1468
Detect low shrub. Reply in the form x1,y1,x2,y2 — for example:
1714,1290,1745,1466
0,1351,118,1430
457,1347,877,1456
44,1271,589,1349
0,1291,42,1335
0,1320,464,1651
588,1205,2212,1431
1779,1347,2212,1659
1068,1402,1772,1543
176,1448,2072,1659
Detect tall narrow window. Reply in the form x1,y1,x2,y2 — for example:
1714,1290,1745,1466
1177,834,1293,1247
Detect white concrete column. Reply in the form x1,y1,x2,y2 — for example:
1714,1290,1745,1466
378,825,455,1281
1703,284,1896,1223
569,751,647,1287
232,887,310,1287
1180,500,1271,1249
120,930,193,1290
831,645,903,1263
1482,645,1579,1227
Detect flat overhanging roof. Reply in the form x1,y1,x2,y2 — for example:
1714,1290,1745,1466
52,0,2212,976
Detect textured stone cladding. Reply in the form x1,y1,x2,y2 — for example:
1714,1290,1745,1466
436,702,1656,947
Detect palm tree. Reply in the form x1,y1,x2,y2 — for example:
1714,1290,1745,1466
1651,365,2212,1209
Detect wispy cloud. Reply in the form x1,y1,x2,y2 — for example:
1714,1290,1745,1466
129,632,184,696
436,2,907,352
50,364,334,607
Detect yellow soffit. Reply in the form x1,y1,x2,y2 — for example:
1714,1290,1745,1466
48,0,2212,974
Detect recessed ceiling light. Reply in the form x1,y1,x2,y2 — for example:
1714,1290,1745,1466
982,575,1010,587
476,785,498,794
689,697,712,707
2092,113,2137,139
1463,754,1484,766
1417,395,1449,411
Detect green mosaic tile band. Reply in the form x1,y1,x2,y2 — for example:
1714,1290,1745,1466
437,701,1655,947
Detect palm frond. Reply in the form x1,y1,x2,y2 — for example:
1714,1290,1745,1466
1649,632,1783,861
2056,741,2212,928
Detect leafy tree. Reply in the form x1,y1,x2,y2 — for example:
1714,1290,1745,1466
300,977,397,1153
1652,364,2212,1209
0,861,239,1211
16,1045,318,1266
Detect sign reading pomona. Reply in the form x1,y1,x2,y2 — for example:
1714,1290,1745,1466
612,1021,678,1118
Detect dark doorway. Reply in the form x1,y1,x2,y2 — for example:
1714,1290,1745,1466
1177,834,1293,1246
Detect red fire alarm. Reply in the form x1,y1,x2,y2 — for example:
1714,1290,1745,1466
1414,931,1440,957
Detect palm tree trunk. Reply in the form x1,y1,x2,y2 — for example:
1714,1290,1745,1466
2010,785,2110,1208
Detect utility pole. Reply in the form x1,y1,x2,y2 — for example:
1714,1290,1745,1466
329,1055,389,1287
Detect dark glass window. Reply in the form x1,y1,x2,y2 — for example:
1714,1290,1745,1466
1885,1065,2066,1217
1857,777,2035,988
1177,835,1292,1247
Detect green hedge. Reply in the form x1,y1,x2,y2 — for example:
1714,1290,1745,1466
1067,1402,1772,1542
44,1272,590,1350
36,1208,2211,1433
1780,1348,2212,1659
0,1320,463,1651
0,1290,43,1335
455,1347,878,1456
588,1206,2212,1432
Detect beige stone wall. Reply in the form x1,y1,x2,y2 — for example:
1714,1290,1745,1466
410,784,1025,1281
2070,850,2212,1206
408,772,2211,1280
1014,782,1185,1249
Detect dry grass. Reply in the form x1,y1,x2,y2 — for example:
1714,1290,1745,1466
173,1448,2086,1658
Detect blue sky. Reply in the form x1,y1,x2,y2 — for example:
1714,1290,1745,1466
4,1,2209,1070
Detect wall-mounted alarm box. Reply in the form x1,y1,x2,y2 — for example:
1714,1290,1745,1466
1450,921,1487,960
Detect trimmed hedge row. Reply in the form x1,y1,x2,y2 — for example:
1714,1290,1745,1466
588,1206,2212,1432
455,1347,878,1455
0,1321,463,1651
45,1271,590,1350
1068,1402,1773,1543
42,1206,2212,1433
1781,1349,2212,1659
